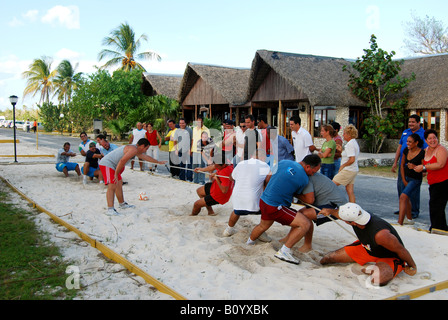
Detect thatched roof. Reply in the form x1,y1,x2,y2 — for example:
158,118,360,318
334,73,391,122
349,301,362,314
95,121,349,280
400,54,448,110
179,63,251,106
141,72,183,100
248,50,366,107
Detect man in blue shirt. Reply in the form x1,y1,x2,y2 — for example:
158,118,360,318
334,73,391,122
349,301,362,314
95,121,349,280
247,154,321,264
267,126,295,165
97,134,119,156
391,115,427,218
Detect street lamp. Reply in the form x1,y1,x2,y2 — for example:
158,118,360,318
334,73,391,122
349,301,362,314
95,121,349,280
9,95,18,163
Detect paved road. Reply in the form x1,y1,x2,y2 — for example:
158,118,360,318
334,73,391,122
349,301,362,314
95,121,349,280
1,127,433,229
353,175,431,229
1,128,90,150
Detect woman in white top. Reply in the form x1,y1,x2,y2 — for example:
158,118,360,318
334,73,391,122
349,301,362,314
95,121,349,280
332,124,360,202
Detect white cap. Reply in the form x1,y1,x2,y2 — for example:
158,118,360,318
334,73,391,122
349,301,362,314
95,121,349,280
339,203,371,226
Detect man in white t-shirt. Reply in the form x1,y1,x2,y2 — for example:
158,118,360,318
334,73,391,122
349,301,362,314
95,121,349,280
128,122,147,170
289,115,316,162
78,132,93,157
223,149,271,239
233,118,247,167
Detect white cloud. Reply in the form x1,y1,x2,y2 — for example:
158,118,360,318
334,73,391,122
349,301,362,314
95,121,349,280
8,10,39,27
8,17,24,27
146,59,187,75
55,48,82,60
0,55,30,79
23,10,39,22
41,5,80,30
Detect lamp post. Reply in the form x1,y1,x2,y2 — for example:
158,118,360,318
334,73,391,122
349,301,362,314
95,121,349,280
9,95,18,163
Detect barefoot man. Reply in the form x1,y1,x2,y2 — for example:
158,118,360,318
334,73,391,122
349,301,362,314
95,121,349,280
320,202,417,286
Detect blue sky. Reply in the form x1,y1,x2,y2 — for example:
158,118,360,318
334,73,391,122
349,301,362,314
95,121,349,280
1,0,447,111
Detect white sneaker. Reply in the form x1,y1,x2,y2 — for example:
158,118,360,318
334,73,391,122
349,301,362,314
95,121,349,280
274,249,300,265
246,238,256,245
119,202,135,209
105,208,121,216
223,226,237,237
403,217,415,225
83,175,88,185
258,232,272,242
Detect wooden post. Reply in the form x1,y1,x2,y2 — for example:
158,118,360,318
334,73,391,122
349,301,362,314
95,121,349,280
278,100,283,136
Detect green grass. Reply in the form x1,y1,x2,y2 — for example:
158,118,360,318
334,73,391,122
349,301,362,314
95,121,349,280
358,165,428,183
0,186,78,300
358,165,397,179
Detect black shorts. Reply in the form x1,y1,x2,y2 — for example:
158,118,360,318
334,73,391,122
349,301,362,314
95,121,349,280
204,182,219,207
234,209,261,216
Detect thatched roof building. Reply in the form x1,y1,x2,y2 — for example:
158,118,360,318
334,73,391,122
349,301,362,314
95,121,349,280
141,72,183,100
248,50,365,107
400,54,448,110
179,63,251,122
246,50,366,137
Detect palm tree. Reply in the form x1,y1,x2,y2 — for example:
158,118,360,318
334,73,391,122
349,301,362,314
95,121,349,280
53,60,83,104
22,56,57,104
98,22,161,71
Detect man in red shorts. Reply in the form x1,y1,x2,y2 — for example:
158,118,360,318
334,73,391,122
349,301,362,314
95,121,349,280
247,155,322,264
320,203,417,286
99,138,166,216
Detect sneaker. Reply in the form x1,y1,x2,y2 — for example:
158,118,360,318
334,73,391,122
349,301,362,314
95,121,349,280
274,249,300,265
246,238,256,246
119,202,135,209
223,226,237,237
105,208,121,216
403,217,415,225
258,232,272,242
83,175,88,185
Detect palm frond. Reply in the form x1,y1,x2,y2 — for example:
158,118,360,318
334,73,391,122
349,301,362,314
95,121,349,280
98,22,161,71
136,51,161,62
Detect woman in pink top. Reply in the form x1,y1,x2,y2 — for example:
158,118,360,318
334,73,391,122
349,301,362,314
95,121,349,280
411,129,448,231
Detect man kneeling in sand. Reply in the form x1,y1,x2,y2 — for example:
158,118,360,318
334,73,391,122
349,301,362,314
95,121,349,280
319,203,417,286
99,138,166,216
191,151,234,216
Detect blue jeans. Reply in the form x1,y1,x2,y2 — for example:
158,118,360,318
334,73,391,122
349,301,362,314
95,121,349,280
179,153,193,182
320,163,335,180
334,158,341,173
192,152,206,184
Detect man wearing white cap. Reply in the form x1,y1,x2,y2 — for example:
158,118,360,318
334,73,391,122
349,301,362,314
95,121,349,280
319,203,417,286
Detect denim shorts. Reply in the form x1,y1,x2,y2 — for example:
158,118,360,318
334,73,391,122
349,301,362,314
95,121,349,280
402,177,422,197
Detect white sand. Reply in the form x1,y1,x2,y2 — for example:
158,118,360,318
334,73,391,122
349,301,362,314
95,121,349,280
1,134,447,300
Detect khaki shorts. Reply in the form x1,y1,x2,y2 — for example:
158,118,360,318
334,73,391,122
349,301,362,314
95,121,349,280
333,169,358,186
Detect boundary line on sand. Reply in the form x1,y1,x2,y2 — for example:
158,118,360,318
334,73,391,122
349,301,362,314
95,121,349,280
385,280,448,300
0,175,187,300
0,155,54,158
